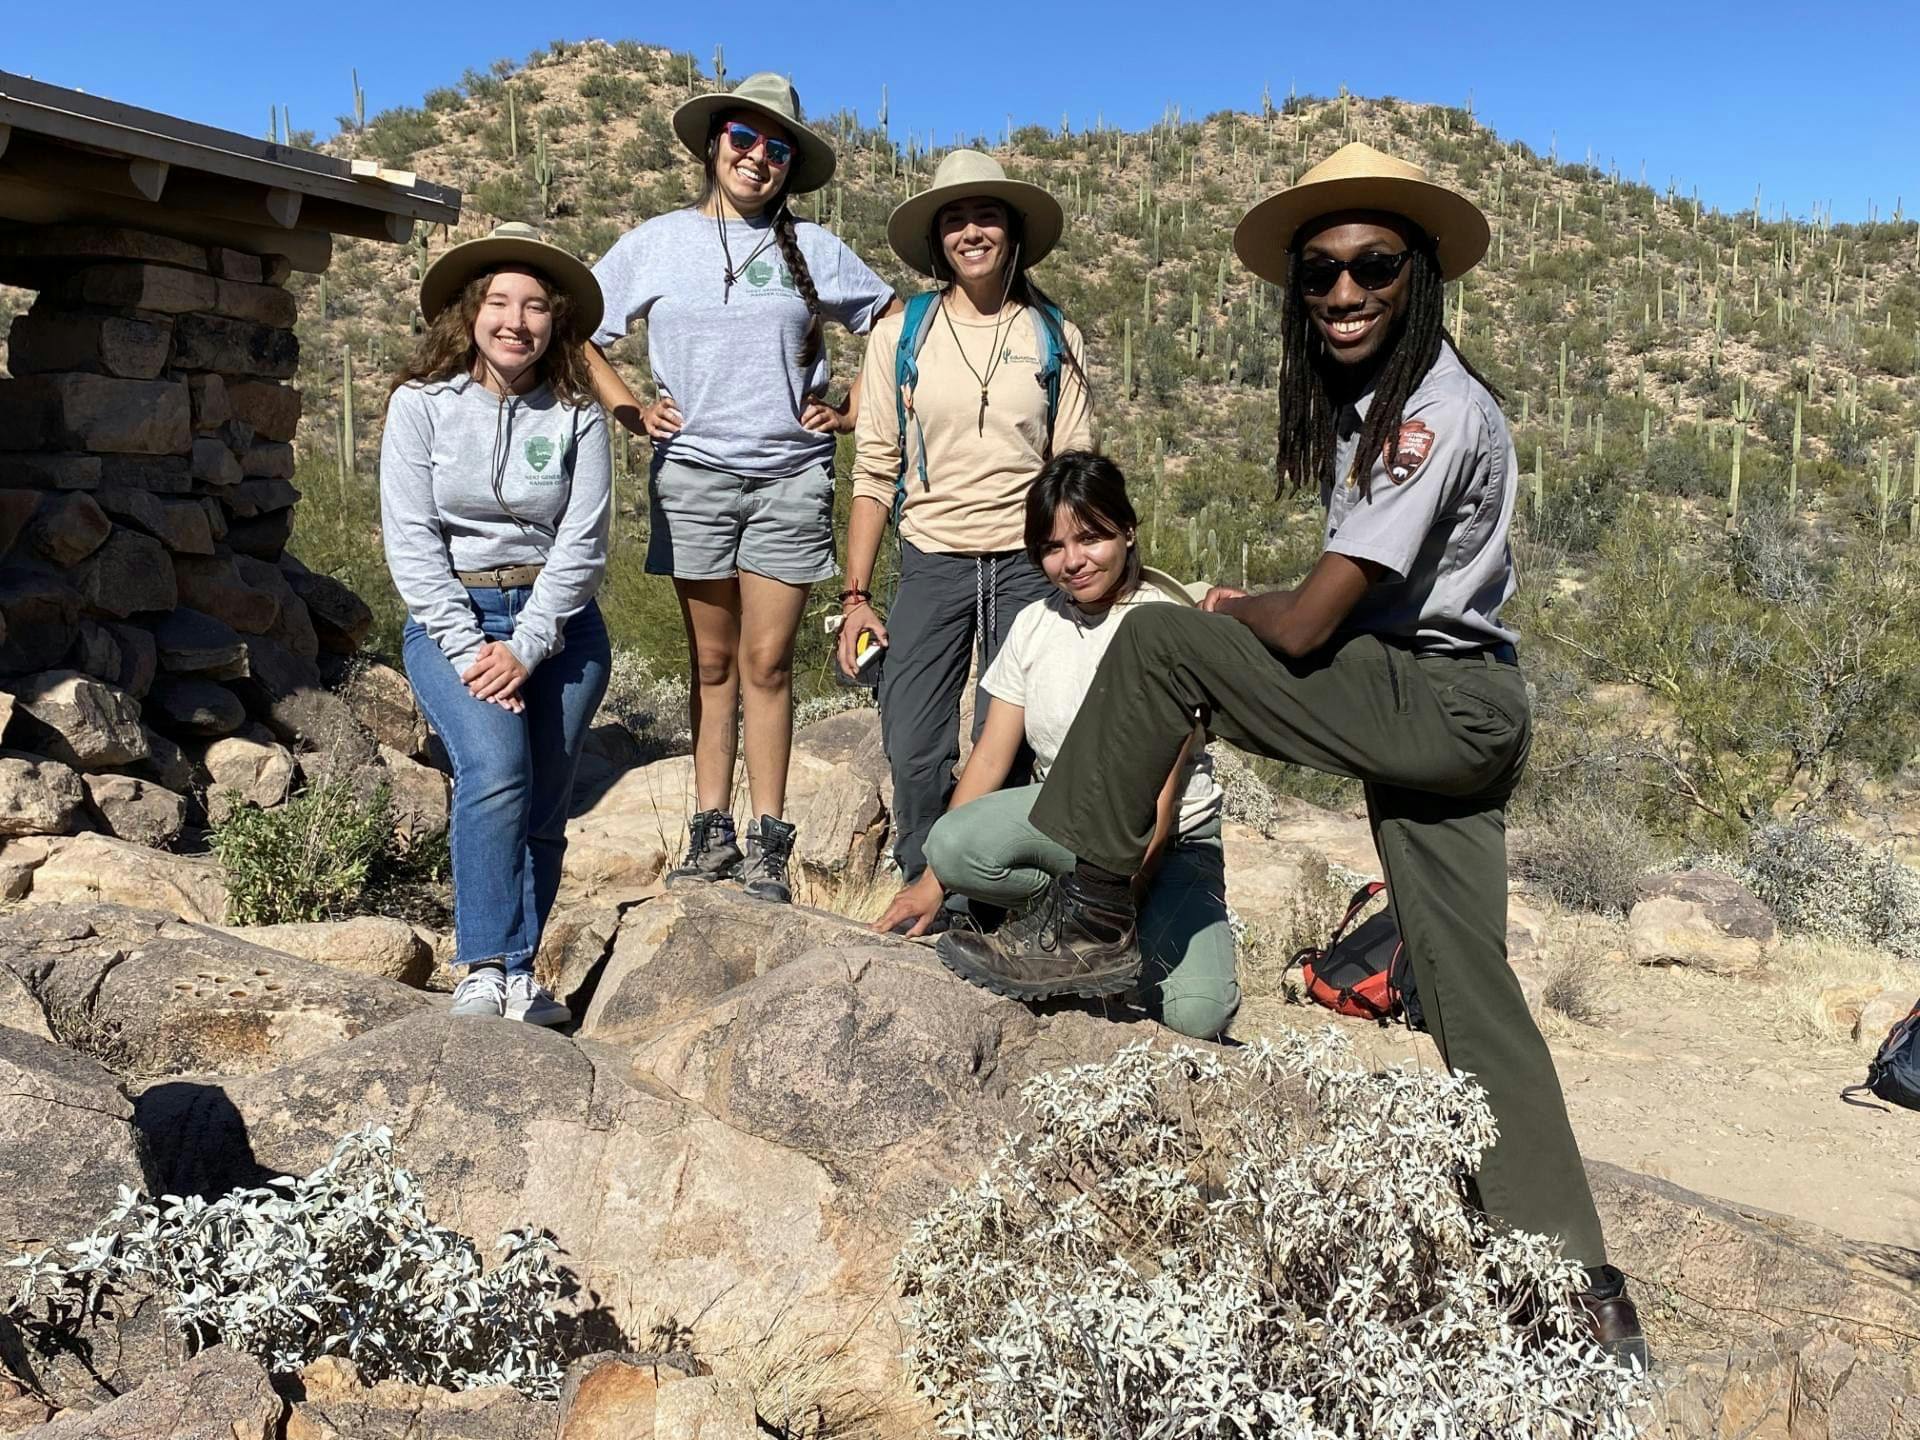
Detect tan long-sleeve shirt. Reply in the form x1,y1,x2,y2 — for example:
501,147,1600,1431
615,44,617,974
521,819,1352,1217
851,301,1095,554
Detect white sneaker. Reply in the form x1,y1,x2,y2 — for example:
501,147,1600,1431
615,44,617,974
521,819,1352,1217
504,973,570,1027
449,967,508,1019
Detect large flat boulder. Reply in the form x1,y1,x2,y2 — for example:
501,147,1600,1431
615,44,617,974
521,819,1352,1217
0,904,431,1078
25,833,227,922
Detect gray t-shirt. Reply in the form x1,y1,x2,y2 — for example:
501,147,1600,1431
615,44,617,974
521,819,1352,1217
1323,342,1518,652
591,208,895,478
380,374,610,675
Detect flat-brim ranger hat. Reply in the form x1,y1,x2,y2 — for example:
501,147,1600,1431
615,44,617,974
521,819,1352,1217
1137,566,1208,607
887,149,1065,277
672,71,836,194
1234,141,1490,286
418,221,604,338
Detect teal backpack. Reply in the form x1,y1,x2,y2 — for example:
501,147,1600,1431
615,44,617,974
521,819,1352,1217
891,290,1065,525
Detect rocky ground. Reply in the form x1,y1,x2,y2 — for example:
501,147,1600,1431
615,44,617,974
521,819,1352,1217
0,709,1915,1437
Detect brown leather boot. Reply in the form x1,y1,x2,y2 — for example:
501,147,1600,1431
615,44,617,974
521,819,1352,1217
1576,1269,1652,1371
935,873,1141,1000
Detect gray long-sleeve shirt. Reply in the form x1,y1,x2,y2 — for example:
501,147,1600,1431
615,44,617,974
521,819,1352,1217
379,374,611,674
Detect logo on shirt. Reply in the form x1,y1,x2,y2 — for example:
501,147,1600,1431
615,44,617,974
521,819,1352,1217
1382,421,1436,484
524,436,555,473
1001,347,1039,366
742,260,797,293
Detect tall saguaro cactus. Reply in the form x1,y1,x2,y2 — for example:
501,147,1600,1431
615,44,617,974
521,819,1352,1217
1728,380,1753,519
340,348,357,499
351,69,365,134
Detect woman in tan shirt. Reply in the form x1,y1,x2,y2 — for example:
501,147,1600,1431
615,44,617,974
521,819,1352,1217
841,150,1094,911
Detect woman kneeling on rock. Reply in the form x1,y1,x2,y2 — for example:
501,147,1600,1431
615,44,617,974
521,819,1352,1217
874,451,1238,1040
381,222,612,1026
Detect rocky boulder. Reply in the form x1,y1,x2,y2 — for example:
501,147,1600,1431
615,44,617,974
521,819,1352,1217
215,916,433,987
0,1026,152,1255
0,753,86,838
328,657,429,761
1629,868,1776,976
17,1345,280,1439
0,904,431,1077
7,670,148,769
283,1358,555,1440
580,889,891,1047
533,902,621,1015
25,834,227,923
553,1351,702,1440
80,773,185,847
200,723,295,818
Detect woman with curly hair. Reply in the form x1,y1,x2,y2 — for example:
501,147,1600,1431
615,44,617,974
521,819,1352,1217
382,222,611,1026
586,73,899,905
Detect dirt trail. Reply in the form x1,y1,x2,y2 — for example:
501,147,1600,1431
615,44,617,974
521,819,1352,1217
1237,962,1920,1261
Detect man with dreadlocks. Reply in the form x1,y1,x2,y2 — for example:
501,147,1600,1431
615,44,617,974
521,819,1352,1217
935,142,1650,1370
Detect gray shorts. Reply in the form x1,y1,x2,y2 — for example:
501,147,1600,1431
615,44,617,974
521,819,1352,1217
646,454,838,584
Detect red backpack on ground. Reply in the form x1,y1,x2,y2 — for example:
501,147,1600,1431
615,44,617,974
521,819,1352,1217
1291,881,1426,1030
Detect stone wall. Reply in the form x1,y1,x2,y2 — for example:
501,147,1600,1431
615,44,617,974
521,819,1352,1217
0,223,430,863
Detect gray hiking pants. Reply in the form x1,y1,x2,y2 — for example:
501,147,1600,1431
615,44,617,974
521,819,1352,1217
878,540,1053,881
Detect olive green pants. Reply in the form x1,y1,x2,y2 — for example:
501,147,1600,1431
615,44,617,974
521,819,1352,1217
926,785,1239,1039
1030,606,1608,1265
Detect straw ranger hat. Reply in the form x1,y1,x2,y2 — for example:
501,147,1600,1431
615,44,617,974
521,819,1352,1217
672,71,836,194
1234,141,1490,286
1137,566,1208,607
418,221,604,338
887,150,1065,276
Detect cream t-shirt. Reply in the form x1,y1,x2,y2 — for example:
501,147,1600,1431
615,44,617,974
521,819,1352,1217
981,587,1222,838
851,300,1095,554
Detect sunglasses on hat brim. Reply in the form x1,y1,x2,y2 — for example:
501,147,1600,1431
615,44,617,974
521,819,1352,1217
1293,249,1415,297
722,121,793,169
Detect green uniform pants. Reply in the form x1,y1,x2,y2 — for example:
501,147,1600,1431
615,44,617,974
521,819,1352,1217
926,785,1240,1039
1030,605,1608,1266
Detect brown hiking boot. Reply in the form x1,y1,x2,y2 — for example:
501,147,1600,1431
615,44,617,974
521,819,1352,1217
935,874,1141,1000
1576,1270,1652,1371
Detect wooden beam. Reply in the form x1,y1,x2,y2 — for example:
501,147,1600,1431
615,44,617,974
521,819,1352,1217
127,158,168,202
265,187,300,228
0,173,331,271
0,124,10,161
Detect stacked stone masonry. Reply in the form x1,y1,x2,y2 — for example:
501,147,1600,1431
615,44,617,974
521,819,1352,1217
0,223,387,853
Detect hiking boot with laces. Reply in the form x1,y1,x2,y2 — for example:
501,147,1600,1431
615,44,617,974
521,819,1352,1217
448,965,508,1018
666,809,743,888
1577,1267,1653,1371
936,872,1141,1000
737,815,796,904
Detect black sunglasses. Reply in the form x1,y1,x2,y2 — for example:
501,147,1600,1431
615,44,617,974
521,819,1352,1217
1295,250,1415,297
723,122,793,169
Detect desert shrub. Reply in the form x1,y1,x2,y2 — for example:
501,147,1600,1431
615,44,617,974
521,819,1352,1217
896,1034,1646,1439
1513,798,1660,914
361,107,441,166
600,647,692,764
1740,820,1920,960
211,778,395,926
4,1127,566,1396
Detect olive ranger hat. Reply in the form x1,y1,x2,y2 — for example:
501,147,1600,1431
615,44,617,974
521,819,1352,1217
672,71,837,194
887,149,1066,276
418,221,604,338
1234,141,1490,285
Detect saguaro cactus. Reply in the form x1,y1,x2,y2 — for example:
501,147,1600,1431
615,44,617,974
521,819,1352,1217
351,69,365,134
1728,381,1753,519
507,87,519,160
340,348,357,497
713,45,726,88
1788,395,1803,506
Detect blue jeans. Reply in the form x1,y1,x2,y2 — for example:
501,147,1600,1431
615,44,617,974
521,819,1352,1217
403,590,610,972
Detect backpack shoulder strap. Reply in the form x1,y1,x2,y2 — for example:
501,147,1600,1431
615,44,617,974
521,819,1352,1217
1030,302,1065,449
892,291,942,525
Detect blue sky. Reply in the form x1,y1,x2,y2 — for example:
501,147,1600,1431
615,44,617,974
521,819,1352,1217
7,2,1914,223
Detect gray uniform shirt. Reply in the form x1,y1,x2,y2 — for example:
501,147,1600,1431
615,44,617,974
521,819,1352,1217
380,375,611,675
590,208,895,478
1323,342,1518,652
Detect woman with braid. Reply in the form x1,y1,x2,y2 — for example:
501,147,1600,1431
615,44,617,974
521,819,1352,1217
587,73,898,903
935,144,1650,1370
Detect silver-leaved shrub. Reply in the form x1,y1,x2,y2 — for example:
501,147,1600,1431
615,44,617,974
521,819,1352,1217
895,1031,1649,1439
4,1126,565,1397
